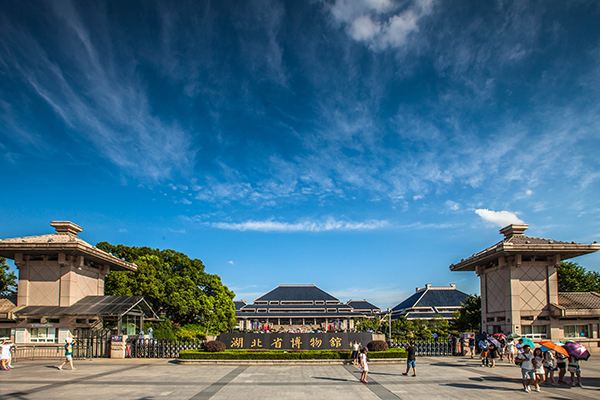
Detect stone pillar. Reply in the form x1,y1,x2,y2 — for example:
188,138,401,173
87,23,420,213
508,258,522,336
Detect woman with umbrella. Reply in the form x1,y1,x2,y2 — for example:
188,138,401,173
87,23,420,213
563,341,590,387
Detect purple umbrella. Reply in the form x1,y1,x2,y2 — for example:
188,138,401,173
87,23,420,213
487,336,501,348
563,341,591,361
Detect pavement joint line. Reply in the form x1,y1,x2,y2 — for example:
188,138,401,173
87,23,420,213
2,363,150,398
188,365,249,400
343,365,403,400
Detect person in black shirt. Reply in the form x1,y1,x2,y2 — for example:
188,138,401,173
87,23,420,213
402,343,417,377
468,337,476,359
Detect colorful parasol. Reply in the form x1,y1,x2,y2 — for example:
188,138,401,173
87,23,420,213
487,336,501,348
519,337,535,348
563,341,591,361
492,333,506,339
539,341,569,357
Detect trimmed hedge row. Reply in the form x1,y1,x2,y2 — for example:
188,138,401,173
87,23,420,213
179,349,406,360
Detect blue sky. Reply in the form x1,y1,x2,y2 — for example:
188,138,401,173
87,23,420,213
1,0,600,308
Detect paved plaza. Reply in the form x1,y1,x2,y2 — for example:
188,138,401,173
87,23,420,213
1,357,599,400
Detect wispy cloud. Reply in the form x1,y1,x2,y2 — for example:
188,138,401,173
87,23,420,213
209,218,390,232
0,1,194,181
475,209,524,228
327,0,434,51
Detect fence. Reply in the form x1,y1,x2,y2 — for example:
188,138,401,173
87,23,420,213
73,329,111,358
13,344,64,361
127,338,204,358
394,340,455,356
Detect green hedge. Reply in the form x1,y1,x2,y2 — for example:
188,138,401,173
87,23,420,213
179,349,406,360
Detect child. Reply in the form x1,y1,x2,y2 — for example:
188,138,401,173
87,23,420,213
532,348,545,391
515,345,535,393
57,337,75,370
480,342,489,367
556,351,567,384
488,343,498,368
1,339,12,370
358,347,369,384
568,355,582,387
543,350,556,385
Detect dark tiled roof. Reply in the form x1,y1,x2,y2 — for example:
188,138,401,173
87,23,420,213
0,295,17,312
416,289,468,307
15,296,156,318
347,300,380,310
558,292,600,309
404,312,455,319
236,311,364,318
255,285,339,302
392,291,424,312
242,304,349,310
507,236,570,245
234,301,246,311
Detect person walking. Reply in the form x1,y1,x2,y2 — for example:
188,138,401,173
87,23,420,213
568,355,582,387
506,338,515,363
57,337,75,370
556,351,567,384
532,348,545,391
543,349,556,385
488,343,498,368
468,336,476,359
515,344,535,393
358,347,369,384
351,341,360,366
402,342,417,377
1,339,12,370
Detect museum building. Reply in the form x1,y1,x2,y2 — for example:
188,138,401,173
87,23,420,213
235,284,380,332
391,283,468,320
451,224,600,349
0,221,157,343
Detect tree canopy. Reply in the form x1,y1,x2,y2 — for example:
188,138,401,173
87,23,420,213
452,294,481,333
557,261,600,292
0,257,17,296
97,242,236,334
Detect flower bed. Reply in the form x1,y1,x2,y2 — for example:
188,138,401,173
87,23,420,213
179,349,406,360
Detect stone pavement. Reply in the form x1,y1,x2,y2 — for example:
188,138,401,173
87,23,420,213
1,356,599,399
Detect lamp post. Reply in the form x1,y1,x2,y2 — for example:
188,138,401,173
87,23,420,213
388,308,392,344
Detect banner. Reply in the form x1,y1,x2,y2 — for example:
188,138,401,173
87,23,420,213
217,332,374,350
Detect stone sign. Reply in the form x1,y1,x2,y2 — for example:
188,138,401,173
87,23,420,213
217,332,374,350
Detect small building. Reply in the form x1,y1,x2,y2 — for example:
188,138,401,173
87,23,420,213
450,224,600,347
0,221,157,343
391,283,468,320
236,284,381,332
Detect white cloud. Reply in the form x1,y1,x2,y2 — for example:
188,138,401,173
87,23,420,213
445,200,460,211
328,0,434,50
475,209,524,227
209,218,389,232
227,260,235,265
525,189,534,197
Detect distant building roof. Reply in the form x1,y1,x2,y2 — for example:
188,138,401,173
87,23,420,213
0,221,137,271
557,292,600,309
234,300,247,311
392,283,468,319
347,300,380,311
15,296,157,318
254,285,339,302
450,224,600,272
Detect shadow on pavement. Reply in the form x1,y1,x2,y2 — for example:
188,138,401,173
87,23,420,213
442,383,521,392
312,376,353,382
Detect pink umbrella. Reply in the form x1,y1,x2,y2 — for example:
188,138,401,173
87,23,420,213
563,341,590,361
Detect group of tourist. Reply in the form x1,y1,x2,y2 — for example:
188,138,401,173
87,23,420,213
467,333,584,393
515,343,582,393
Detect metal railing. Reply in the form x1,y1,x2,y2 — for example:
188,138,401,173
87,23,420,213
13,345,64,361
127,338,204,358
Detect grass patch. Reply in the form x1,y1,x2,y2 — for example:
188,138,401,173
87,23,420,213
179,349,406,360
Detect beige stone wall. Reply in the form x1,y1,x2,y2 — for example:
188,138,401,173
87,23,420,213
16,255,107,307
512,264,548,314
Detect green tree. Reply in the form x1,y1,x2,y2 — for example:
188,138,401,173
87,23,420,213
557,261,600,292
355,317,383,332
452,295,481,333
0,257,17,296
98,243,236,334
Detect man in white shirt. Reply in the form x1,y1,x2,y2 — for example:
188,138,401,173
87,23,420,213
515,345,535,393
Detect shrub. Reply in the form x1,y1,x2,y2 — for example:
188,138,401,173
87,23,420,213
367,340,389,351
176,324,206,341
203,340,226,352
145,320,177,340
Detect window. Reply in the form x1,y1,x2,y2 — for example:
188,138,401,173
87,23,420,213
257,309,267,313
315,301,324,305
327,308,336,313
521,325,548,339
47,318,60,324
269,301,279,305
29,328,57,343
564,325,589,338
76,319,87,324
